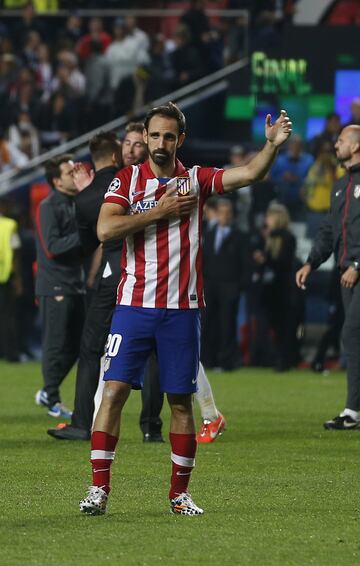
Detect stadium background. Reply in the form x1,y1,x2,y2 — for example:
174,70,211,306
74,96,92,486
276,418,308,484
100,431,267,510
1,1,360,564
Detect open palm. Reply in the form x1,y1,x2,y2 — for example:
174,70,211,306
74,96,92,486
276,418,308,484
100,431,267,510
265,110,292,147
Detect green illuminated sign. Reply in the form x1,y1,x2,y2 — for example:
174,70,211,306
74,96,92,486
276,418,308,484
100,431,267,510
251,52,312,96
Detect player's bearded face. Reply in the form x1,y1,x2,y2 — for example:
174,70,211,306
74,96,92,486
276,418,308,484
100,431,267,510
150,147,173,166
145,115,184,168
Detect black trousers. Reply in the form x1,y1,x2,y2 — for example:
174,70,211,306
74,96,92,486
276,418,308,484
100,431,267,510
201,281,241,370
0,279,19,361
71,283,164,434
140,352,164,436
39,295,85,407
71,284,115,430
341,282,360,410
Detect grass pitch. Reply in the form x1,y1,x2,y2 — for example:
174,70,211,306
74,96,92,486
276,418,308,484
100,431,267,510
1,362,360,565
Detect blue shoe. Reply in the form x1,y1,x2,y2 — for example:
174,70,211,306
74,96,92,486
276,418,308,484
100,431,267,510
35,389,49,407
47,403,72,418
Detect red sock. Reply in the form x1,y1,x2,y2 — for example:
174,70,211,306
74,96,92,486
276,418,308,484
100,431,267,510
90,431,118,494
169,432,197,499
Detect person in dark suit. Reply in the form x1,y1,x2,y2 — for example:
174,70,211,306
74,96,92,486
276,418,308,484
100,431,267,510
253,202,303,371
201,198,248,370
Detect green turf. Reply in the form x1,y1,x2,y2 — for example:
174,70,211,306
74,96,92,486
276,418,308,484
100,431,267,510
1,362,360,565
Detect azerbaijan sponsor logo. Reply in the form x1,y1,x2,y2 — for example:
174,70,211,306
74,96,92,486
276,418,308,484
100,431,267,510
131,200,158,214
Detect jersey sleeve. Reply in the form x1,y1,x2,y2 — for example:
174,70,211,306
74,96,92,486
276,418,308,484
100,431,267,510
103,166,133,209
197,167,225,199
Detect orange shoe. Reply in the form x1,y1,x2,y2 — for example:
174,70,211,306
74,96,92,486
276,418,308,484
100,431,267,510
196,413,226,443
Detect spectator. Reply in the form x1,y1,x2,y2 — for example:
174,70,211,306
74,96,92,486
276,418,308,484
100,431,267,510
124,15,150,52
249,173,278,231
0,54,19,116
6,69,41,127
55,50,86,98
13,2,47,48
0,128,29,173
253,203,302,371
202,198,247,371
252,10,281,51
181,0,210,42
37,92,74,149
203,196,218,232
0,199,22,363
145,33,174,102
221,15,248,64
309,112,342,157
77,17,112,61
22,30,42,70
57,13,83,49
169,24,204,89
271,136,314,220
84,40,111,129
8,110,40,159
14,211,37,361
36,43,53,101
303,140,343,238
50,63,78,101
106,18,149,117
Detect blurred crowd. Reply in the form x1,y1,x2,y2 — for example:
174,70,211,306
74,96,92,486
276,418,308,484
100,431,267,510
0,1,250,171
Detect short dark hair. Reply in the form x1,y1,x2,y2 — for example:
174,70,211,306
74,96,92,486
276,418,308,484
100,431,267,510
144,101,186,135
45,154,74,189
89,131,119,162
125,121,144,135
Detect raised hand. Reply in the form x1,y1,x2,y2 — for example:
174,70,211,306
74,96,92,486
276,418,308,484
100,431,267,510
73,162,95,192
265,110,292,147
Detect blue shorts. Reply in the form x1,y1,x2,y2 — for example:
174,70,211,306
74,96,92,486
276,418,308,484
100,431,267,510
103,306,201,394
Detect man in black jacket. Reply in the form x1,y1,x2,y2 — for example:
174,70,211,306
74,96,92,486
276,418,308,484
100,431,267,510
47,126,163,440
296,125,360,430
201,198,247,370
35,155,86,418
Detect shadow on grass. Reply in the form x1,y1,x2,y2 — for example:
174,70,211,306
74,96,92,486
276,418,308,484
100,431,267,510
6,509,184,530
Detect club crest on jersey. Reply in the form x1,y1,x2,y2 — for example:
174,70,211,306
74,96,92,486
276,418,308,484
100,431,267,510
354,185,360,199
108,178,121,192
177,176,191,195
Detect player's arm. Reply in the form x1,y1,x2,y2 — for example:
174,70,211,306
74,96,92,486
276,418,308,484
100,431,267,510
222,110,292,192
97,189,197,242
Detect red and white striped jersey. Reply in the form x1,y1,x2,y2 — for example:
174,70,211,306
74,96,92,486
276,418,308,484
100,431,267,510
104,159,224,309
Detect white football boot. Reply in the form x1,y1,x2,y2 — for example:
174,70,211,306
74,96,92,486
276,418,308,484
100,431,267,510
80,486,108,515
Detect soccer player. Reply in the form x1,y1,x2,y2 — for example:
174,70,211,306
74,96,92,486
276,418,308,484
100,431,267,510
80,102,292,516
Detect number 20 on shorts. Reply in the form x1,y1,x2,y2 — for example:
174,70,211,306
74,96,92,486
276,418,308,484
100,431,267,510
106,334,123,357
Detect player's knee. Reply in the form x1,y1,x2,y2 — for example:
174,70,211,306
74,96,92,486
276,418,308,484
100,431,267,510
168,394,193,417
102,381,129,408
